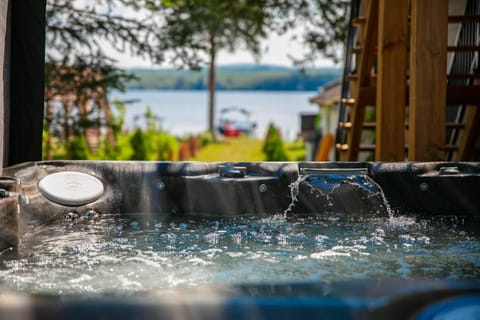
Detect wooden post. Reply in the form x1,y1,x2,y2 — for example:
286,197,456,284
375,0,408,161
409,0,448,161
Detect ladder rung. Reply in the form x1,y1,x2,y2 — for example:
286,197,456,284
446,122,466,129
447,74,480,79
349,47,362,54
447,46,480,52
338,122,353,129
445,145,459,151
408,16,480,24
360,144,376,151
340,122,464,130
335,144,376,152
335,144,349,151
339,122,375,129
336,143,459,152
345,74,358,81
346,74,378,81
352,16,366,26
448,15,480,23
341,98,356,106
405,122,467,129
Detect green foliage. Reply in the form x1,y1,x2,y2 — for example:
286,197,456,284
133,106,180,160
46,0,164,67
198,130,215,147
155,133,179,161
44,101,180,161
129,129,149,160
263,123,288,161
150,1,269,69
65,135,90,160
102,101,128,159
268,0,350,66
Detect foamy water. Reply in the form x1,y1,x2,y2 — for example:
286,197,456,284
0,213,478,295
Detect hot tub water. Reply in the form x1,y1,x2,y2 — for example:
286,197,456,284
0,212,478,295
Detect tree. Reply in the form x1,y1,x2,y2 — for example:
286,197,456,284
263,123,288,161
130,128,149,160
46,0,164,66
148,0,271,139
147,0,349,139
275,0,350,66
45,0,165,159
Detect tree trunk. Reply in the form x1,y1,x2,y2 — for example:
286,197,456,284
63,99,72,143
97,87,115,147
45,101,54,160
208,33,216,140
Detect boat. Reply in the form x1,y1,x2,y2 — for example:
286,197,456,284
216,107,256,137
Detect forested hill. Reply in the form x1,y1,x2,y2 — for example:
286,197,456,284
125,64,342,91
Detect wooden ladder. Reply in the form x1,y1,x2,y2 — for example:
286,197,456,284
336,0,480,161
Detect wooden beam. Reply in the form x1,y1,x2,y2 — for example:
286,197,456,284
447,46,480,52
448,15,480,23
348,85,480,106
375,0,408,161
342,121,465,130
409,0,448,161
343,0,378,161
352,16,366,26
447,86,480,105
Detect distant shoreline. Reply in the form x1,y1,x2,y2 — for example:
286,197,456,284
125,63,342,92
121,88,324,92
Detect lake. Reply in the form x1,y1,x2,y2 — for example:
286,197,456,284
109,90,319,140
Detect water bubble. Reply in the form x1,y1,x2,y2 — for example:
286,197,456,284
130,221,139,229
83,210,99,220
64,212,79,223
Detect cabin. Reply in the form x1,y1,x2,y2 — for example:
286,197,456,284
308,79,342,160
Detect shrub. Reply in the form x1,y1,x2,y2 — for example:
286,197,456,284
130,128,148,160
263,123,288,161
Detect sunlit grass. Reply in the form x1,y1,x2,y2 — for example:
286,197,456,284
190,137,305,162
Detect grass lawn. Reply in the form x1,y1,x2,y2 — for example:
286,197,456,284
190,137,305,162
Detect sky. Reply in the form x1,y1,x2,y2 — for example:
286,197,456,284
75,0,340,69
111,31,339,69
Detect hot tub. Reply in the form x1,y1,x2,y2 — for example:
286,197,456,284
0,161,479,320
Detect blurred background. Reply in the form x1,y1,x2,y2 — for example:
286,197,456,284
43,0,348,162
2,0,478,165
